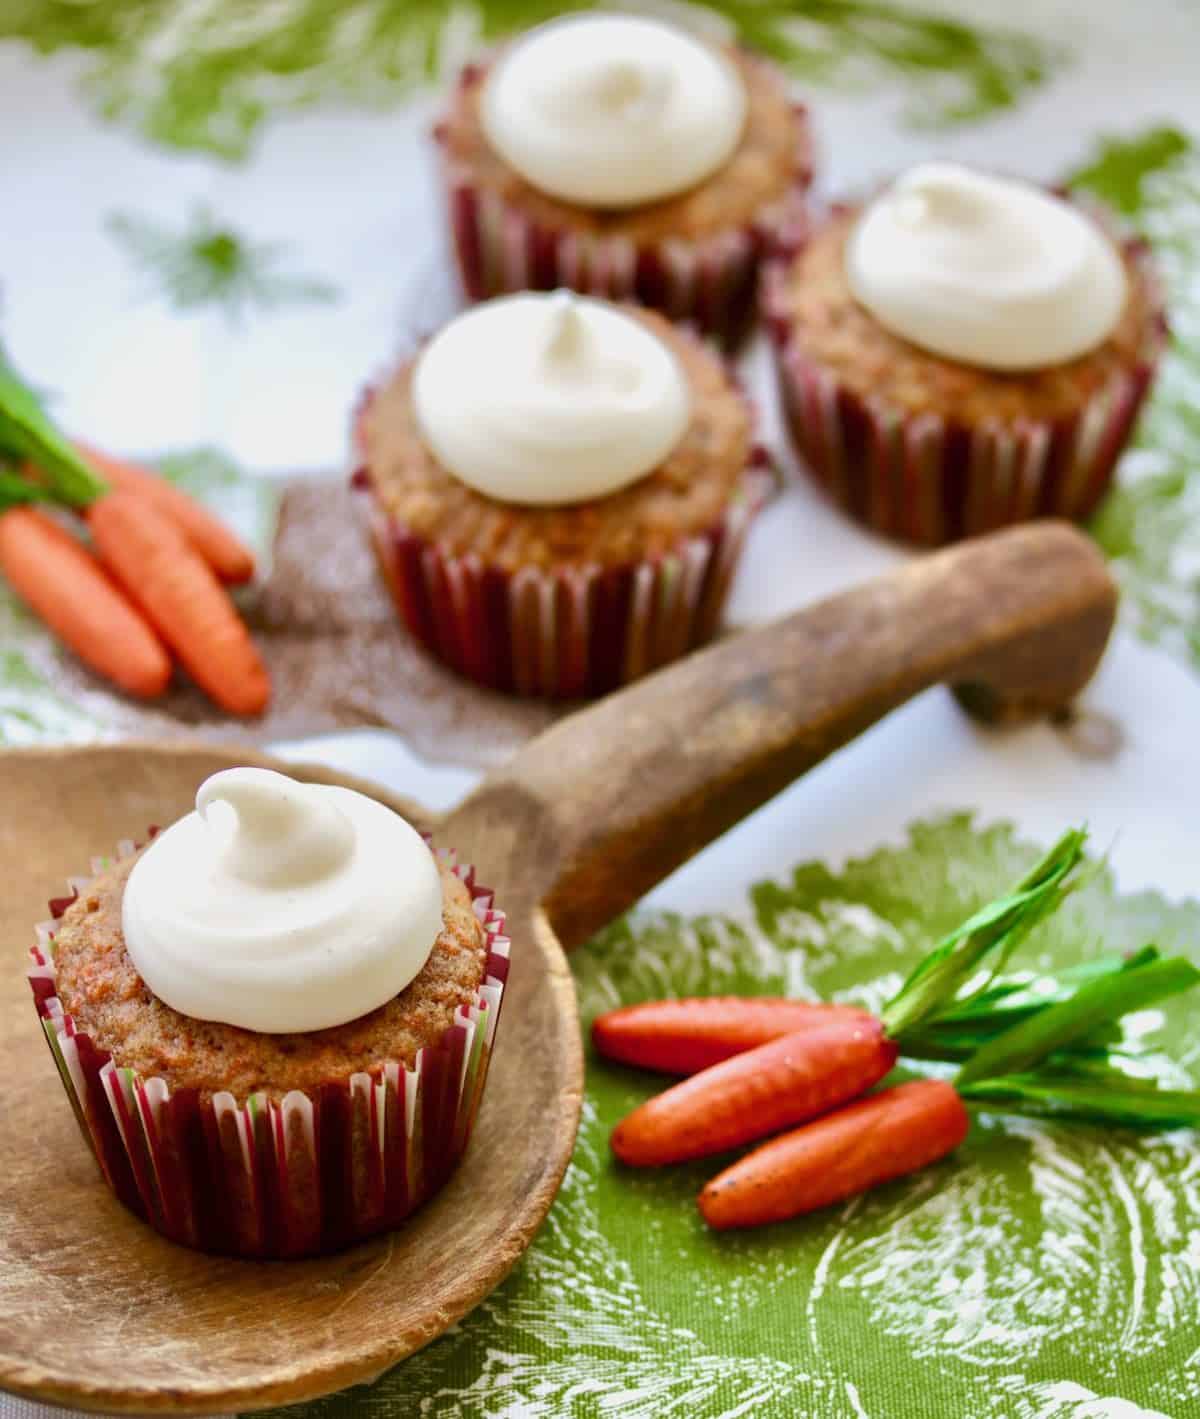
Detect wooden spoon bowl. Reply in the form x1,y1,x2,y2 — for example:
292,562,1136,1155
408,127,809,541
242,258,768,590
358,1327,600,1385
0,524,1117,1413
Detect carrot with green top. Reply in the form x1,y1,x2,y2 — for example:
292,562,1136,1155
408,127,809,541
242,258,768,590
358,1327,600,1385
87,491,270,716
0,506,171,698
697,949,1200,1227
610,1015,898,1167
609,837,1088,1167
593,997,873,1075
603,832,1200,1228
75,442,255,584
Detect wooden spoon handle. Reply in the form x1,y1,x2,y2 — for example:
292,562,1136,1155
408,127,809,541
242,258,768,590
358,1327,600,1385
446,522,1117,949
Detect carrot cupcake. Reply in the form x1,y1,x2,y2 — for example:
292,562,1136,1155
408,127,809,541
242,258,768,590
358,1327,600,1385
27,767,510,1258
434,11,813,347
354,290,771,697
763,163,1167,545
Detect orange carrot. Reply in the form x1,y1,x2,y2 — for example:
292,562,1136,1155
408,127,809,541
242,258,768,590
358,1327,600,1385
87,491,270,716
610,1016,899,1167
593,997,875,1075
76,442,255,584
698,1079,969,1229
0,506,171,699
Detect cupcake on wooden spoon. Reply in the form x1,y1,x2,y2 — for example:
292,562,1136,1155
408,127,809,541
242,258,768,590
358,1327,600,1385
29,767,510,1257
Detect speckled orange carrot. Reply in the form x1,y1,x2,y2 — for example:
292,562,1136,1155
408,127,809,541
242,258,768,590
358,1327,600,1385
87,491,270,716
77,442,255,584
593,997,874,1075
610,1016,898,1167
698,1079,969,1229
0,506,170,698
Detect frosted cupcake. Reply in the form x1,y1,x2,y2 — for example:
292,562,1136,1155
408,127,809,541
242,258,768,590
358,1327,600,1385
434,12,813,347
354,290,770,697
763,163,1166,545
28,768,510,1258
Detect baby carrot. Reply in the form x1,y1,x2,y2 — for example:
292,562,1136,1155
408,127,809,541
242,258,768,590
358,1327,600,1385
87,490,271,716
76,442,256,584
610,1016,898,1167
698,1079,969,1230
0,506,171,698
593,997,874,1075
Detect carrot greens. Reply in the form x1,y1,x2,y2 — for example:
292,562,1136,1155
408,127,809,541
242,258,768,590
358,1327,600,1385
958,1073,1200,1128
0,342,106,506
881,829,1090,1041
878,832,1200,1126
955,954,1200,1086
0,464,55,509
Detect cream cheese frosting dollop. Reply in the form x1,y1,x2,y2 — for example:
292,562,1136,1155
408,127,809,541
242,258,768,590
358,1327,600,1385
480,12,747,208
412,290,691,505
121,767,444,1033
844,163,1128,371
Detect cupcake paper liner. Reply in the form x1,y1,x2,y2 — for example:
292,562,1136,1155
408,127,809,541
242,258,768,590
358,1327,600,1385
763,224,1168,546
28,838,510,1259
434,63,813,347
352,455,775,699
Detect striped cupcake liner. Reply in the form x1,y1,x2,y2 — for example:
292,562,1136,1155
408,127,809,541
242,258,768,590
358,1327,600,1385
763,228,1167,546
353,457,775,699
28,838,510,1259
434,64,813,347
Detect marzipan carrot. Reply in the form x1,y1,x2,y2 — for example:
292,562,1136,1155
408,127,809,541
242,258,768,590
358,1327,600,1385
698,1079,969,1230
610,1016,898,1167
593,997,874,1075
76,442,256,584
0,506,171,698
87,491,271,716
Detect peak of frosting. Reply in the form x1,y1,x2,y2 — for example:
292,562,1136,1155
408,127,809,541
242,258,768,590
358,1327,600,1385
122,768,444,1034
196,768,355,887
480,13,747,209
844,163,1128,372
412,291,691,506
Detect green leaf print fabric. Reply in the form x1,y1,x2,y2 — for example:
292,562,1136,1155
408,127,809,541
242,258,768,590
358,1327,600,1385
266,818,1200,1419
0,0,1058,160
4,3,1200,1415
1073,129,1200,672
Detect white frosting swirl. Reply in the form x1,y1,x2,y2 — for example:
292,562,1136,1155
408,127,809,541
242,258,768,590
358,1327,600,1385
845,163,1128,371
412,291,691,505
480,13,747,208
121,768,444,1033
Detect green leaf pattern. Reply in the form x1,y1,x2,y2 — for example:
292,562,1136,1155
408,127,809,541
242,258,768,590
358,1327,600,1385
107,206,339,323
0,0,1061,160
1075,130,1200,669
270,817,1200,1418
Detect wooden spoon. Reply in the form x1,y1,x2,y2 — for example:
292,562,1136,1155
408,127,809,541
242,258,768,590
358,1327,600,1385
0,523,1115,1413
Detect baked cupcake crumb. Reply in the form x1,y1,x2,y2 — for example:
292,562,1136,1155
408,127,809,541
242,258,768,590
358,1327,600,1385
52,852,487,1100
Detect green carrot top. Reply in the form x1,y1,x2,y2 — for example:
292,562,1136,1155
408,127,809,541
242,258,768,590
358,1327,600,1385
881,829,1200,1129
0,341,106,507
880,828,1090,1040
